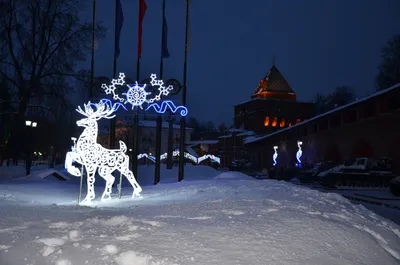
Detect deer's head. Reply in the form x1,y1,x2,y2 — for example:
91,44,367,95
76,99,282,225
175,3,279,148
76,100,125,128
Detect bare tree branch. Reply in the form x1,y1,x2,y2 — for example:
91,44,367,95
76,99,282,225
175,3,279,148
0,112,17,116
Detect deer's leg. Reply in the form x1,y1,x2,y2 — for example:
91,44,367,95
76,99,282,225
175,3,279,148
65,152,81,177
99,166,115,201
81,168,96,204
120,162,142,197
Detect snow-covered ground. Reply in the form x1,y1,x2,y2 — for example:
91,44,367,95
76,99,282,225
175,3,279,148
1,165,400,265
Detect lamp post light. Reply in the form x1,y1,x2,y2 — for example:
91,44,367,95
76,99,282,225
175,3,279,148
25,120,38,176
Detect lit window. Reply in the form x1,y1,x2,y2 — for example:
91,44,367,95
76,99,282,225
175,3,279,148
272,117,278,127
279,118,286,127
296,119,300,124
264,116,270,126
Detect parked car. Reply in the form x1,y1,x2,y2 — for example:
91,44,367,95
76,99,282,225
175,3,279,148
280,163,313,181
317,157,395,188
390,176,400,196
297,161,337,183
229,159,253,172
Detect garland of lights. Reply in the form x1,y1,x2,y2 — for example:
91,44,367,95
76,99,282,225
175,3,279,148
273,146,278,166
137,153,156,163
101,73,188,116
65,99,142,204
137,151,221,164
145,100,188,116
296,141,303,164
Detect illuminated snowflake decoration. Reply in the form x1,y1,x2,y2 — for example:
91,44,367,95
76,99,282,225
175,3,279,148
123,82,151,108
101,72,174,110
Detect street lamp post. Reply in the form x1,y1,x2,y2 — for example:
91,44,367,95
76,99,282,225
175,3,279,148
25,120,38,176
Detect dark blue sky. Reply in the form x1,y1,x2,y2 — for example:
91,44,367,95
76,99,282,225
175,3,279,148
85,0,400,126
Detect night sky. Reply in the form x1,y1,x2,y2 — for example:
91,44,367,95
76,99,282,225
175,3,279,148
83,0,400,126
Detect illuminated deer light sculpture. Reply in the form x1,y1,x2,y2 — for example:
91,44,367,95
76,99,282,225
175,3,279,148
65,100,142,204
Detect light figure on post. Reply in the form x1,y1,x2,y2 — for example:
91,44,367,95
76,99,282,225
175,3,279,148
273,146,278,166
296,141,303,167
65,99,142,204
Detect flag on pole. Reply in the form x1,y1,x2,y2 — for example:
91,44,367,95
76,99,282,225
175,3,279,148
161,0,170,58
138,0,147,58
115,0,124,58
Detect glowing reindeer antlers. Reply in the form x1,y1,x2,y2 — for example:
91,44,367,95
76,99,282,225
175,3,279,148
76,99,127,120
101,73,174,110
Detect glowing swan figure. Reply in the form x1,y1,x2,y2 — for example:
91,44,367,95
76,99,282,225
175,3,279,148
296,141,303,164
273,146,278,166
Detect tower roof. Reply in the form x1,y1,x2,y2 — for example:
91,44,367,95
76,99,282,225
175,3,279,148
252,64,296,100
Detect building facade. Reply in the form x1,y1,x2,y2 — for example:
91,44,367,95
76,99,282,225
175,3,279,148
218,63,315,167
244,84,400,174
234,64,314,135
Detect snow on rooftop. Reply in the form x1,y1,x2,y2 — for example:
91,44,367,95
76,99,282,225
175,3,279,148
237,130,256,137
245,83,400,144
139,120,192,130
186,140,219,145
186,146,198,157
227,128,245,133
218,134,232,139
0,165,400,264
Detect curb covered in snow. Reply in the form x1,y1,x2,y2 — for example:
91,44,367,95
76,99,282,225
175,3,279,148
343,195,400,211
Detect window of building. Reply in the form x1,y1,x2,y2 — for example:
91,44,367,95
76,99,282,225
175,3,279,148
309,123,317,134
264,116,270,126
345,109,357,123
318,120,328,131
362,103,376,118
329,115,341,128
279,118,286,127
378,99,389,113
388,97,400,111
272,117,278,127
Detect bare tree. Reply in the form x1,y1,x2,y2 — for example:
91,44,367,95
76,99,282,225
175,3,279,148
0,0,106,158
312,86,356,115
376,35,400,91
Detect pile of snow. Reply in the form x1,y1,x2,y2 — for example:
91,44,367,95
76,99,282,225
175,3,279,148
0,171,400,264
0,165,66,181
213,171,253,180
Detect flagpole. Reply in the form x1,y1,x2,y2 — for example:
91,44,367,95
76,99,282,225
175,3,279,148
132,0,147,181
110,0,121,150
154,0,167,185
79,0,97,204
131,58,140,180
178,0,190,182
89,0,96,100
132,58,140,179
